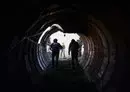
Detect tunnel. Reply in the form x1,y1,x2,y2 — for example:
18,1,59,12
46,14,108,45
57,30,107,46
7,4,129,92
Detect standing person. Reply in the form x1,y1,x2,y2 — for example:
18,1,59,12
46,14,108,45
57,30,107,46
60,43,66,58
50,38,62,68
68,39,80,69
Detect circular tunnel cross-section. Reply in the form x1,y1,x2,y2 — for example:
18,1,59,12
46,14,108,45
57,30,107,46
17,5,116,92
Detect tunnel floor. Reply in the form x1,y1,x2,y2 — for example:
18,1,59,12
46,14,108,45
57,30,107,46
32,60,98,92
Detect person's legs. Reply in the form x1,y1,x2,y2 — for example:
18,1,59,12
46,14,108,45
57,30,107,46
60,49,63,58
75,52,79,67
71,52,75,69
56,52,59,68
52,52,55,68
63,49,65,58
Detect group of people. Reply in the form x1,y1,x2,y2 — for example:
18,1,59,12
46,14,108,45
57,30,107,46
50,38,80,69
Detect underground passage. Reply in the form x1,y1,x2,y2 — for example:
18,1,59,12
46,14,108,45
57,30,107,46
7,4,130,92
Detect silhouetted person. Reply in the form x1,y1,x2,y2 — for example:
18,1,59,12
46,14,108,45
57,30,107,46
60,43,66,58
50,39,62,68
68,39,80,69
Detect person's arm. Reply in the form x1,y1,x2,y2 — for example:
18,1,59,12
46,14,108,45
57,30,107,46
77,42,80,50
58,43,63,49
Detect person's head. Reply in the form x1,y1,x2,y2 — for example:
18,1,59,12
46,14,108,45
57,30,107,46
53,38,58,43
71,39,75,43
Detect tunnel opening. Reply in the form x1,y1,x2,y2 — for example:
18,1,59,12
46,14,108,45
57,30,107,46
49,31,83,60
36,24,85,71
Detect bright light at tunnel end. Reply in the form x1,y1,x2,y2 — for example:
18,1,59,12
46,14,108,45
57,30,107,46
38,23,81,58
49,31,80,58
